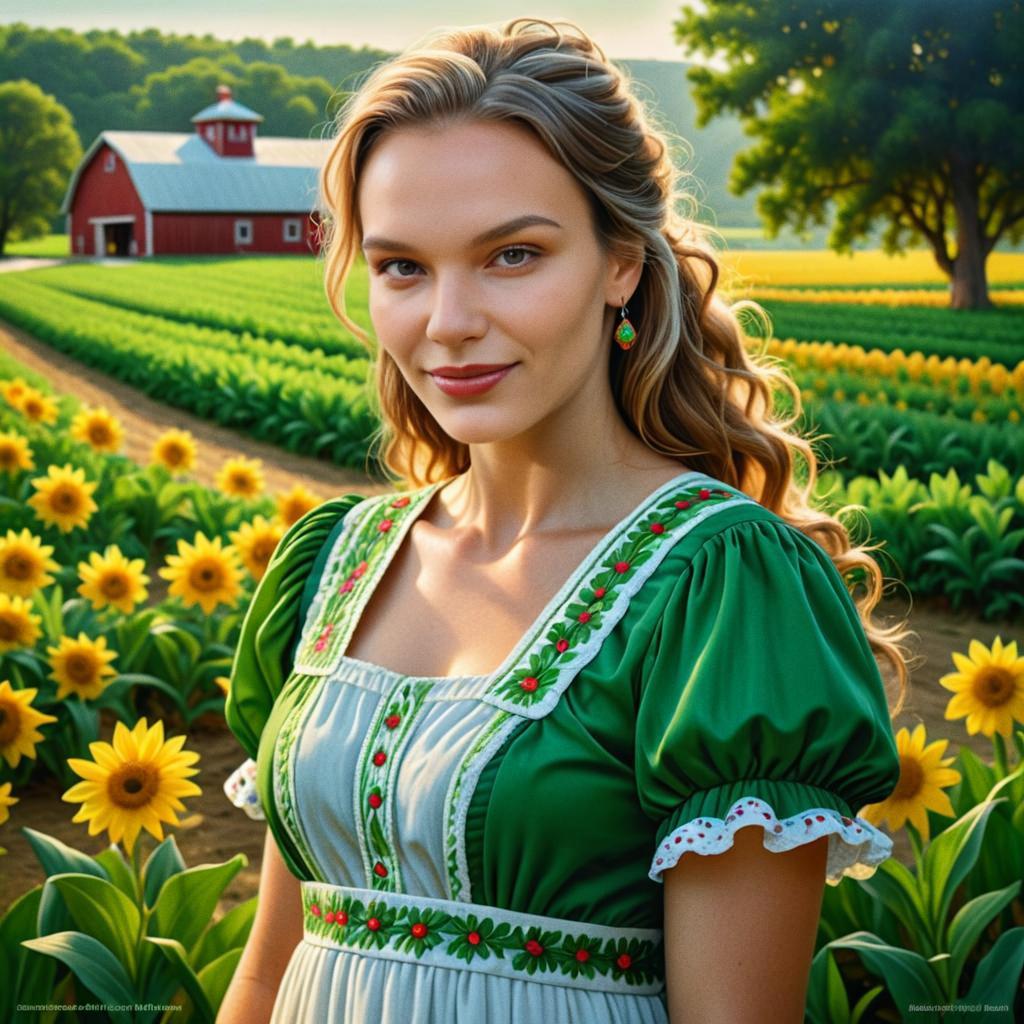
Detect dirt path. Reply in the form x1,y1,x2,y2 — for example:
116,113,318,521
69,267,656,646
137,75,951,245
0,318,394,500
1,315,1021,914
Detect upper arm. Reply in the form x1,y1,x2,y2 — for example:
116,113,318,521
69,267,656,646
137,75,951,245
235,828,304,987
663,828,828,1024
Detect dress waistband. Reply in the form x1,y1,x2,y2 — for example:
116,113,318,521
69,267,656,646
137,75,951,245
299,881,665,997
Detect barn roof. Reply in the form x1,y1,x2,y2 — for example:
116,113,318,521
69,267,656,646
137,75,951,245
60,130,333,215
192,97,264,123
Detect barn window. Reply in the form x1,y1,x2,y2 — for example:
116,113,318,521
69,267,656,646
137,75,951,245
283,219,302,242
76,235,84,252
235,220,253,245
206,125,216,141
227,124,237,141
104,152,116,172
238,125,248,140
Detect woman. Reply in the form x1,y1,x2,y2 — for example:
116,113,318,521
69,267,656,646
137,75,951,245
218,17,909,1024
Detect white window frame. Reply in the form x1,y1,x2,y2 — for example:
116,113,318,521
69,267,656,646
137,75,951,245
283,218,302,242
234,219,253,245
104,151,116,172
206,125,216,141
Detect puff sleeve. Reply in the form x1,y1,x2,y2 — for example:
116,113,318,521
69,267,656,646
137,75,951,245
223,493,364,817
636,516,901,886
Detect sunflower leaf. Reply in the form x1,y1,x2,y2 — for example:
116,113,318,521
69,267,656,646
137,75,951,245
144,936,214,1023
48,873,141,980
946,881,1021,990
148,855,246,953
22,931,137,1021
956,926,1024,1010
195,946,244,1016
824,931,944,1011
20,827,107,880
190,896,256,973
144,836,187,908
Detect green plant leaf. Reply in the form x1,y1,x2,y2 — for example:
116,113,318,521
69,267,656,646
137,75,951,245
196,947,244,1015
20,827,107,880
144,936,214,1023
94,845,136,901
149,855,246,953
21,931,137,1021
49,873,141,979
191,896,256,972
957,926,1024,1016
947,881,1021,987
144,835,187,908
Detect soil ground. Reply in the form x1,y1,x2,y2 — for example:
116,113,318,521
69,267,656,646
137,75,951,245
1,316,1021,917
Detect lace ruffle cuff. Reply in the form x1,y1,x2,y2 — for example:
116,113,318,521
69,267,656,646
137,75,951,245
224,757,266,821
648,781,893,887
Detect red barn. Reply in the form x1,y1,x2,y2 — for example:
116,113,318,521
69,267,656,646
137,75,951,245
60,85,332,257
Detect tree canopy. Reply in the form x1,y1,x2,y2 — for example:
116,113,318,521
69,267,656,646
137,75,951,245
675,0,1023,307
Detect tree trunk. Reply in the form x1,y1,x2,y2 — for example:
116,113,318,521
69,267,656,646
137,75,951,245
948,151,993,310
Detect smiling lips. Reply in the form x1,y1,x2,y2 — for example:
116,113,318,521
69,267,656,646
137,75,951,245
428,363,517,396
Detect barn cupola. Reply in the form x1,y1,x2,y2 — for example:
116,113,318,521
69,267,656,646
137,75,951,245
191,84,263,158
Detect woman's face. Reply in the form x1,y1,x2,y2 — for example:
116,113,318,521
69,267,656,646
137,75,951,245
356,118,639,447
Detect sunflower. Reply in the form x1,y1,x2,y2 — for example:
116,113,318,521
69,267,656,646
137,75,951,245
70,406,124,454
77,545,150,614
62,717,201,855
1,377,29,409
858,724,962,842
0,529,61,597
47,632,118,701
228,515,284,581
0,430,34,473
276,483,321,527
0,680,58,768
215,455,265,499
940,636,1024,738
27,463,99,533
0,593,42,652
0,781,17,826
18,388,59,425
158,532,243,614
150,428,197,474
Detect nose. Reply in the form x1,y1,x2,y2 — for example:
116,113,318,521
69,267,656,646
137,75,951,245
425,274,486,346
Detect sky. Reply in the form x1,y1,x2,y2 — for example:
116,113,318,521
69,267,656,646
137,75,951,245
0,0,714,63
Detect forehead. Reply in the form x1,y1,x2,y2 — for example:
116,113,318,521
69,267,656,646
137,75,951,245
356,119,588,240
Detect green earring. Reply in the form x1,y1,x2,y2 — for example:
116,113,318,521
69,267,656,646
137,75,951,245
614,303,637,350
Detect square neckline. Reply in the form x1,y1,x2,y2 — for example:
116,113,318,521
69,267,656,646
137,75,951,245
331,468,710,686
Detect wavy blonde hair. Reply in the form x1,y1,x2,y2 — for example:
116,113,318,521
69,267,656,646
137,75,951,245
317,17,912,716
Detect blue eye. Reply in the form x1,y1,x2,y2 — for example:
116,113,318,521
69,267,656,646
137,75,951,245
376,246,538,278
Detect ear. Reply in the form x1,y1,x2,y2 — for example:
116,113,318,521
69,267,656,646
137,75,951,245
604,245,645,309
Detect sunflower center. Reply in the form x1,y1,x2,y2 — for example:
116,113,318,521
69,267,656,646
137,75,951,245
0,446,15,467
108,761,160,808
231,472,253,489
66,652,99,684
0,702,20,744
101,573,129,598
189,559,224,592
88,424,112,444
253,538,277,561
163,443,185,465
972,666,1015,707
24,400,42,417
892,755,924,801
0,615,17,641
51,485,82,513
3,553,34,580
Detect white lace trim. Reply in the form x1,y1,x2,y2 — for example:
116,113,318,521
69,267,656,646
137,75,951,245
648,796,893,886
224,757,266,821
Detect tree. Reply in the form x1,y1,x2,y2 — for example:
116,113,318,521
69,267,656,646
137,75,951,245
675,0,1024,309
0,80,81,255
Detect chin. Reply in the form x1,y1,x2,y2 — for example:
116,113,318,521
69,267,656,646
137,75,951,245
432,410,532,446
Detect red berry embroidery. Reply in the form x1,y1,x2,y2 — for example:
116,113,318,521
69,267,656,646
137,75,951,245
368,793,383,809
524,939,544,957
310,903,321,917
698,488,710,499
384,714,401,729
593,587,606,598
378,518,393,533
578,611,591,623
614,560,630,573
391,496,411,508
373,751,387,766
336,910,348,926
617,953,632,970
675,500,691,509
575,948,591,962
325,911,336,924
411,922,428,939
352,560,368,578
555,638,569,653
650,522,665,534
373,862,388,878
520,676,539,692
339,579,355,595
367,917,381,931
467,931,481,945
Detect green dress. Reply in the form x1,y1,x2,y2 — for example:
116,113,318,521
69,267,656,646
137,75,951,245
223,469,901,1023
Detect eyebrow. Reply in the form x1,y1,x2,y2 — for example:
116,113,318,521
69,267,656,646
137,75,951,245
360,214,563,253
